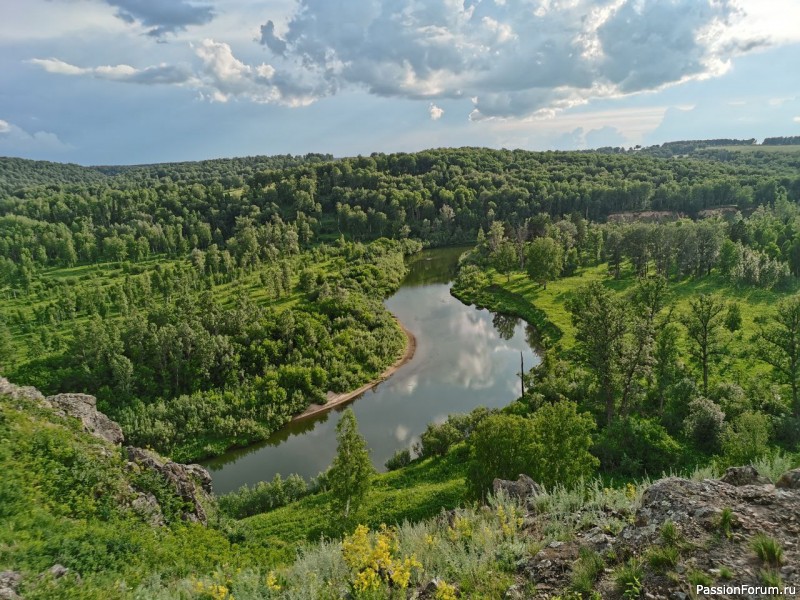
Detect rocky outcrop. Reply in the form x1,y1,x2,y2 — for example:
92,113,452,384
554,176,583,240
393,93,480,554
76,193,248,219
0,572,21,600
518,466,800,599
125,447,213,524
776,468,800,490
1,377,211,525
45,393,124,445
492,474,543,502
719,464,771,486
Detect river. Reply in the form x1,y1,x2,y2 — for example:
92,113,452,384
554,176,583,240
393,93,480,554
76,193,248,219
204,246,540,494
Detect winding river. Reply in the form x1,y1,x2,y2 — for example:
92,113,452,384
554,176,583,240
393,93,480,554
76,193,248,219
204,247,541,494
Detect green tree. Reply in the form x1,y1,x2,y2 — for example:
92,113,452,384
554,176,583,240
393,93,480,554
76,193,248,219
683,294,727,395
567,282,627,423
721,411,771,467
327,409,374,522
526,237,563,289
491,240,518,282
755,295,800,417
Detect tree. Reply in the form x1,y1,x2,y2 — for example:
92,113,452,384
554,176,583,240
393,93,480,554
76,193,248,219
567,282,627,423
526,237,563,289
491,241,518,282
683,294,726,394
327,409,375,522
755,295,800,417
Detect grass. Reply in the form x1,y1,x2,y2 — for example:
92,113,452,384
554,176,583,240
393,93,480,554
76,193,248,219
457,260,794,381
570,547,605,593
238,447,471,563
614,557,644,599
751,533,784,567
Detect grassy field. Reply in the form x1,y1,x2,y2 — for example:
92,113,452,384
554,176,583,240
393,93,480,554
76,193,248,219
238,447,470,563
457,261,797,382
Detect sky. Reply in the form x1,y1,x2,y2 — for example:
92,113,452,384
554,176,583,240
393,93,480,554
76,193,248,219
1,0,799,165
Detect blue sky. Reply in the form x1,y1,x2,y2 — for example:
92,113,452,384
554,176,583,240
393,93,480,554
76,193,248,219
1,0,799,165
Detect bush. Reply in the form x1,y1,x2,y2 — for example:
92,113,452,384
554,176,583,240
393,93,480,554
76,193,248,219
683,396,726,453
720,411,772,467
217,473,308,519
594,417,683,477
385,448,411,471
418,422,462,458
467,402,597,498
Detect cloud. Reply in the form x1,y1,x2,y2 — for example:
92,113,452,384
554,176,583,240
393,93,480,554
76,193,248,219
247,0,776,118
793,116,800,124
104,0,214,37
29,40,322,106
29,58,194,84
428,103,444,120
0,119,72,155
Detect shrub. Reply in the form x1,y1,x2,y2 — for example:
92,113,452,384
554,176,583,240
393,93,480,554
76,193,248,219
683,397,726,453
594,417,682,477
217,473,308,519
418,422,462,458
720,411,771,467
385,448,411,471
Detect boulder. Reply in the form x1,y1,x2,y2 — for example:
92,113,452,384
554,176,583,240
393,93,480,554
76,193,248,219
126,447,212,524
46,393,124,445
719,465,771,487
492,474,543,501
776,468,800,490
0,377,44,402
0,571,21,600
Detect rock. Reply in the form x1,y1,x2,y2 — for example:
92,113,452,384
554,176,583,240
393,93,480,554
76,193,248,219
776,468,800,490
0,377,45,402
130,490,165,527
126,447,212,524
492,474,543,501
46,393,124,445
720,465,771,487
48,564,68,579
0,571,21,600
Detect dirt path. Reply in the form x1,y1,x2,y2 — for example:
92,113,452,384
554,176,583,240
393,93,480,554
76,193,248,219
291,316,417,423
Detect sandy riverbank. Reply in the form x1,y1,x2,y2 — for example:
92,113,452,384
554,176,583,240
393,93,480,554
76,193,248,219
291,317,417,422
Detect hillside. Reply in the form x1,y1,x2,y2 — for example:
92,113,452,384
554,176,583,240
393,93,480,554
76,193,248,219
2,377,799,599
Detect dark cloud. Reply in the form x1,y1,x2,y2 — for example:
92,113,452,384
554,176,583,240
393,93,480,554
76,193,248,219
259,20,286,55
105,0,214,37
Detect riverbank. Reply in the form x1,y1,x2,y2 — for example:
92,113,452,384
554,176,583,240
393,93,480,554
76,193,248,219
291,317,417,422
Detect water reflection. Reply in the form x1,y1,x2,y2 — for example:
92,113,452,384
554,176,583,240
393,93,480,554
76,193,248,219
204,247,541,493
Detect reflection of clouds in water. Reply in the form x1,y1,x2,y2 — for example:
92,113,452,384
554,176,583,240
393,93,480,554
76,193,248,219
402,374,419,396
395,424,410,442
448,311,498,390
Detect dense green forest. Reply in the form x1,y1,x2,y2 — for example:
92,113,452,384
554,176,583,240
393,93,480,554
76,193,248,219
2,143,800,598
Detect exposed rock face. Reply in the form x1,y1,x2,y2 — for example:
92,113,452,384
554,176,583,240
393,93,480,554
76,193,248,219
776,468,800,490
0,571,21,600
519,467,800,599
45,393,124,445
719,465,771,486
0,378,44,403
125,447,213,524
492,474,543,502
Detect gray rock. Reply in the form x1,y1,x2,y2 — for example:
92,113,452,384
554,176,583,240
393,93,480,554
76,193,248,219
720,465,771,487
776,468,800,490
131,491,165,527
0,571,21,600
126,447,212,524
492,474,543,501
48,564,68,579
45,393,124,445
0,377,45,402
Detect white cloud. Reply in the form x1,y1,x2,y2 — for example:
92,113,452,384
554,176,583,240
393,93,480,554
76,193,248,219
0,119,72,155
428,103,444,120
793,116,800,124
29,58,194,85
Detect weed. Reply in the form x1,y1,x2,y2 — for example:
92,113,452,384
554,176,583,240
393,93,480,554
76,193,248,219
751,534,784,567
